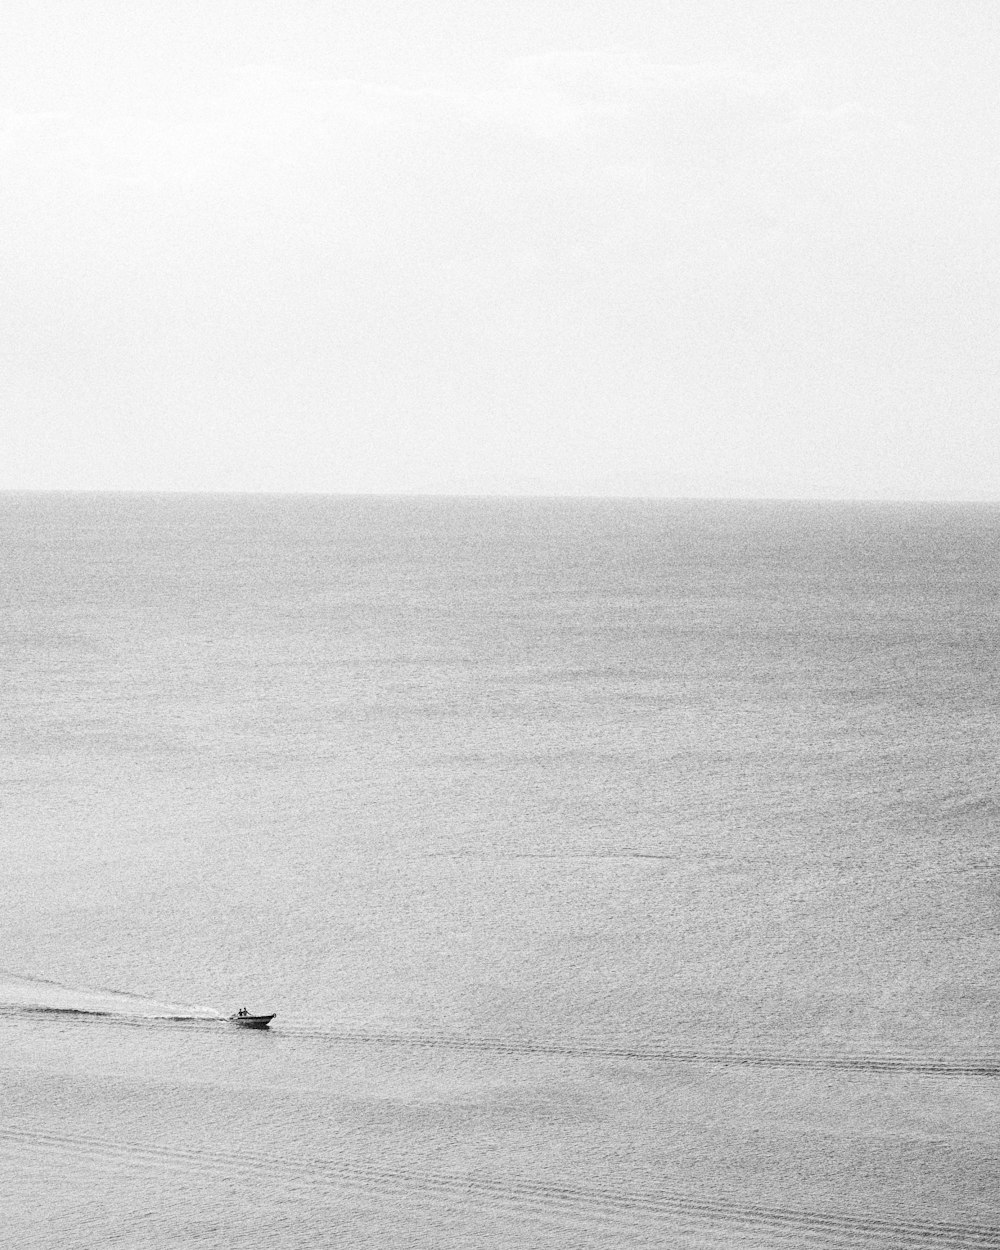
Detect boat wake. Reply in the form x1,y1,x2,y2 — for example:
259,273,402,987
2,973,996,1079
2,1126,997,1248
280,1027,1000,1079
0,969,221,1023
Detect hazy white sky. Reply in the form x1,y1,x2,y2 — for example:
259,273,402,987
1,1,997,497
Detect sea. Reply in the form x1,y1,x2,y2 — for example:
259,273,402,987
1,492,998,1248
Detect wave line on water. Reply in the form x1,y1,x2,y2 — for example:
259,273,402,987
2,1127,997,1248
281,1027,1000,1078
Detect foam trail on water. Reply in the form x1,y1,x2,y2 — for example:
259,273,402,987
0,969,222,1020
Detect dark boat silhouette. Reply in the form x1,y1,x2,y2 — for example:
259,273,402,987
229,1008,275,1029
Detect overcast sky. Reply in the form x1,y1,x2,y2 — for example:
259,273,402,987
1,1,997,497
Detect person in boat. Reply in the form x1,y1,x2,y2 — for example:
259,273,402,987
238,1007,248,1017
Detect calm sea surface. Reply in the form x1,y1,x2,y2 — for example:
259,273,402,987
1,494,998,1247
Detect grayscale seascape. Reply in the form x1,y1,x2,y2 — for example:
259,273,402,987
2,492,998,1247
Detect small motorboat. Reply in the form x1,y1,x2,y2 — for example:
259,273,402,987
229,1008,275,1029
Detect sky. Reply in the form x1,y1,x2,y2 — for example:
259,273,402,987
1,1,997,498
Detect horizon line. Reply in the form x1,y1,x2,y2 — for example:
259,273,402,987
1,488,998,506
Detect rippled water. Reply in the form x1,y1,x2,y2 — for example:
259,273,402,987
2,494,998,1246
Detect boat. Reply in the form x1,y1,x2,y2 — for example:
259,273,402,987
229,1008,275,1029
